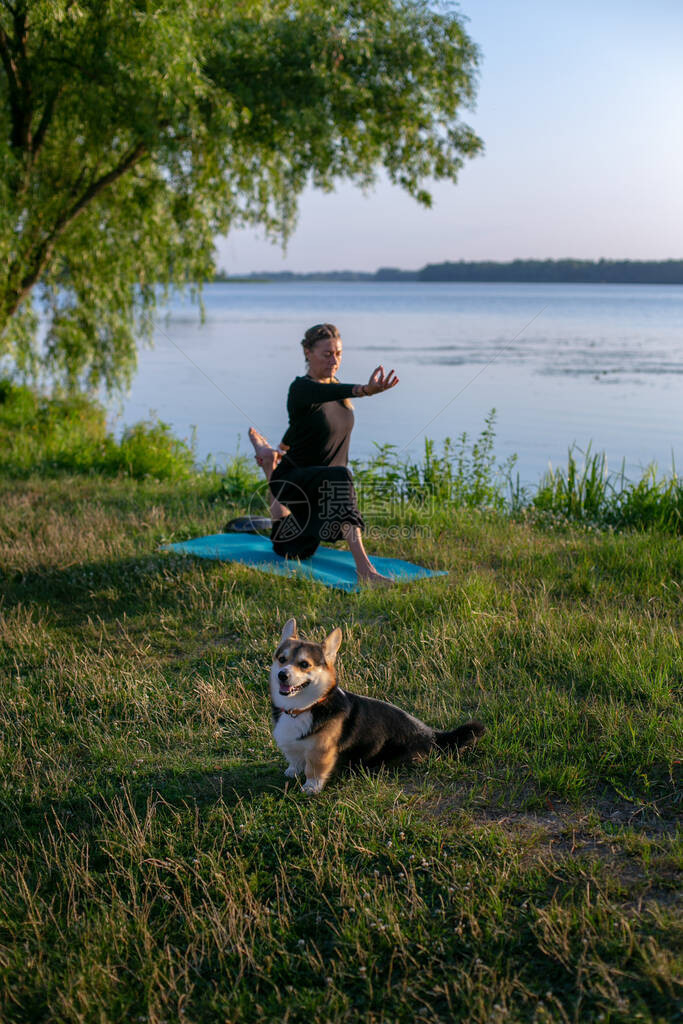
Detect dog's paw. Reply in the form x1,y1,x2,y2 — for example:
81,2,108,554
302,778,324,796
284,765,300,779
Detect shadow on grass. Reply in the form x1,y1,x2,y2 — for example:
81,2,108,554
1,760,286,853
1,552,239,627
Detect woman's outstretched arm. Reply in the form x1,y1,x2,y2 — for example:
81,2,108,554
289,369,399,410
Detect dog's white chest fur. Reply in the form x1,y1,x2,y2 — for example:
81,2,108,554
272,710,313,760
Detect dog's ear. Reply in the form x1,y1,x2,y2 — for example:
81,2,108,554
280,618,297,643
322,627,342,665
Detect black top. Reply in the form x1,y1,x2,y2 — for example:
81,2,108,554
280,376,356,468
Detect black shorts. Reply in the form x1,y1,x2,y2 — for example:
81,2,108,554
269,463,364,561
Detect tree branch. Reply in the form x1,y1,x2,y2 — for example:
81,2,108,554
5,142,148,319
56,141,148,235
31,85,62,157
12,6,30,150
0,22,24,150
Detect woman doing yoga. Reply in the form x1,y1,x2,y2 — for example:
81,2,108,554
248,323,399,585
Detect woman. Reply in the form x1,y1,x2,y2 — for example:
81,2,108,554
248,323,399,585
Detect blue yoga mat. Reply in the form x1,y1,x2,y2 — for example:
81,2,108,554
163,533,447,592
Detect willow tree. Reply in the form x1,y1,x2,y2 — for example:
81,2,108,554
0,0,482,391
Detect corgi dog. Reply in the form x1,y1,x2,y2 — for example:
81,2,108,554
270,618,485,795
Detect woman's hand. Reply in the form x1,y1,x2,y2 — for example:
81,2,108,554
365,365,399,395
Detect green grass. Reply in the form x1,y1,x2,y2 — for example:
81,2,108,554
0,384,681,1021
0,468,680,1023
529,445,682,534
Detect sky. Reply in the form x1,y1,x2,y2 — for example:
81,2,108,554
215,0,683,274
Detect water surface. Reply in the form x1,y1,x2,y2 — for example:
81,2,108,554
119,282,682,484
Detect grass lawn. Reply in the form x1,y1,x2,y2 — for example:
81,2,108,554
0,474,680,1023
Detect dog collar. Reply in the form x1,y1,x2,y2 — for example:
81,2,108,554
280,683,338,717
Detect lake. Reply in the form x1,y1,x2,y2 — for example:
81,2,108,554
118,282,682,486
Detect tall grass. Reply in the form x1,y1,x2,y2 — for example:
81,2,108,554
350,419,681,535
351,410,517,517
530,445,682,534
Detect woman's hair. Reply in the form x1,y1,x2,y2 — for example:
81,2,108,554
301,323,352,409
301,323,340,355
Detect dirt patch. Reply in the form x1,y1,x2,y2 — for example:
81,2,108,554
405,783,681,908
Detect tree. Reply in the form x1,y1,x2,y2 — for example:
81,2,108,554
0,0,482,392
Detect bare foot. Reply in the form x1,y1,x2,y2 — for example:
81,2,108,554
248,426,270,450
248,427,281,476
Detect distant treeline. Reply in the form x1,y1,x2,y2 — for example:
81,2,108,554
413,259,683,284
216,259,683,285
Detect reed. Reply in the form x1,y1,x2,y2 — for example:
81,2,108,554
351,410,517,517
531,445,682,534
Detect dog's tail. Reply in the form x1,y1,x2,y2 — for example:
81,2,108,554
433,720,485,753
